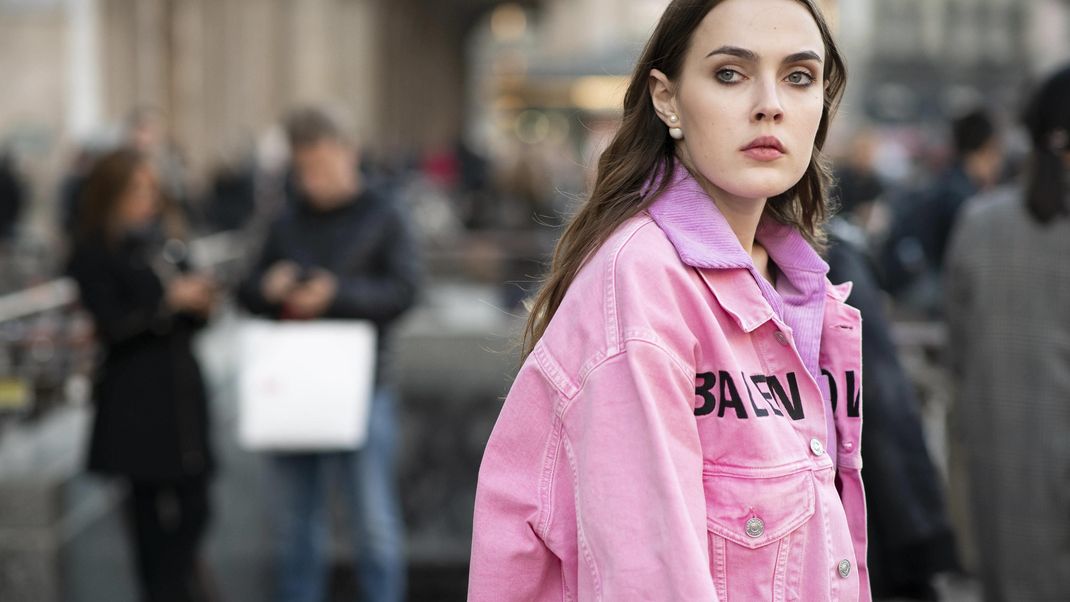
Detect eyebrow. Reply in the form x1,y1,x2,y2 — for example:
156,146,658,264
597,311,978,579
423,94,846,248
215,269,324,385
705,46,823,65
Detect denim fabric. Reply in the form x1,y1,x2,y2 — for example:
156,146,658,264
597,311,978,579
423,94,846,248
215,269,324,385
469,172,868,601
270,388,406,602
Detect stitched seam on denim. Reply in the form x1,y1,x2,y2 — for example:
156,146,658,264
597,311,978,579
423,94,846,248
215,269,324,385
773,535,789,602
557,350,623,420
535,341,579,399
785,522,805,601
698,268,775,332
536,410,565,540
820,486,837,600
561,432,603,601
836,454,863,470
605,217,659,355
620,333,693,383
702,458,814,477
575,350,608,397
559,339,693,421
840,472,868,596
714,536,728,600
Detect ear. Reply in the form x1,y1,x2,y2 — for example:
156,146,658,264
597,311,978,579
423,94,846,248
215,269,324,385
649,69,678,127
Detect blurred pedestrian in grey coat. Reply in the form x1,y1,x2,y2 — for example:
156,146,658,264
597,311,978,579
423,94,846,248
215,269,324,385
945,64,1070,602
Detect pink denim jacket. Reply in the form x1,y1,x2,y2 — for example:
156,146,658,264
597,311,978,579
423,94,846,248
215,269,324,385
470,169,869,601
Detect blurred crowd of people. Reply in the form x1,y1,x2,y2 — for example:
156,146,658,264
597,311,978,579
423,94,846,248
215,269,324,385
825,65,1070,601
0,51,1067,599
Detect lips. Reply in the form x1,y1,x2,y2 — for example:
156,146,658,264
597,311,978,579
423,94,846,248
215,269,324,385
741,136,786,161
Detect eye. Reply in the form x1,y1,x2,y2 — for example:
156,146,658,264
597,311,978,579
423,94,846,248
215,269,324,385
715,69,744,84
786,71,815,86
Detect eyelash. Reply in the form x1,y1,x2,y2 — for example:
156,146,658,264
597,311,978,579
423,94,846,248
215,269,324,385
714,69,816,87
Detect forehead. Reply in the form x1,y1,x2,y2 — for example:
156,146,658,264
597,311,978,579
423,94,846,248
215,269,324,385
694,0,824,60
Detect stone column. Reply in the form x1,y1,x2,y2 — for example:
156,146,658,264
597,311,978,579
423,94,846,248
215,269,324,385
169,0,207,183
66,0,103,140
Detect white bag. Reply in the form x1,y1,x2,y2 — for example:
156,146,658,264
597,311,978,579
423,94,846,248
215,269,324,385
237,318,377,451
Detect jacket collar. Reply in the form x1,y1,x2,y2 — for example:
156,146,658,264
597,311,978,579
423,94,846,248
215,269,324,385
646,164,830,332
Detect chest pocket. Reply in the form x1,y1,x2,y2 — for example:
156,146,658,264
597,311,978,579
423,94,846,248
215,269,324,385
703,467,816,601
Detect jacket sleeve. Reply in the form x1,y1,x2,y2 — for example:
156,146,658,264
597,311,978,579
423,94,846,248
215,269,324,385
469,360,570,601
325,203,420,323
563,340,715,600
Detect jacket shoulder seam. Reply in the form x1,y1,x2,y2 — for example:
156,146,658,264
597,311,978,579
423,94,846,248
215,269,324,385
621,332,693,383
559,337,693,421
604,217,659,355
536,404,566,541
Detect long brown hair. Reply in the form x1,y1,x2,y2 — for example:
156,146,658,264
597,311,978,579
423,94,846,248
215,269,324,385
76,148,183,247
521,0,847,359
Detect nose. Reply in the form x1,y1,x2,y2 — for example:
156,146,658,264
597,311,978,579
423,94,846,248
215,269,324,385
752,79,784,123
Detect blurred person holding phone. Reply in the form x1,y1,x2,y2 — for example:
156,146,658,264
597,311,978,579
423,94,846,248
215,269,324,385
66,148,219,602
237,107,420,602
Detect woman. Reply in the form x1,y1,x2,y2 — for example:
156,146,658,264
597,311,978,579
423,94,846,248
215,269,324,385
469,0,866,600
945,65,1070,602
67,148,218,602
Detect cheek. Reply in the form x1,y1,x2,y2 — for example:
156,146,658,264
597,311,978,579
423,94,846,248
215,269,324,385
792,103,824,166
298,168,326,194
796,94,825,142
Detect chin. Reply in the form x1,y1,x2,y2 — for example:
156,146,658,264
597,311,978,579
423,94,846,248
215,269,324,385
696,160,801,200
722,179,799,201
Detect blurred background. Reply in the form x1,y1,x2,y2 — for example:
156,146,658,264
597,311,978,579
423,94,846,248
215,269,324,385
1,0,1069,600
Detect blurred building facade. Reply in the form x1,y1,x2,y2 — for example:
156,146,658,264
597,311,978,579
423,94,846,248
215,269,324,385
838,0,1070,130
0,0,546,234
3,0,1069,210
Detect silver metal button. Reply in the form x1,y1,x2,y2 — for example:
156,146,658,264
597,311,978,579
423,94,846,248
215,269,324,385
810,438,825,456
745,517,765,538
838,559,851,578
774,331,789,346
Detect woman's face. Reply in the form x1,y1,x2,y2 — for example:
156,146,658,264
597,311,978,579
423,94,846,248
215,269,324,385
117,165,161,230
652,0,826,204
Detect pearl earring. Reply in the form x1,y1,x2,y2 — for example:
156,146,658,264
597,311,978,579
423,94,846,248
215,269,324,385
668,114,683,140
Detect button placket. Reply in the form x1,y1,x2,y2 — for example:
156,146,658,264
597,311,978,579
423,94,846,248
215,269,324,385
756,320,833,469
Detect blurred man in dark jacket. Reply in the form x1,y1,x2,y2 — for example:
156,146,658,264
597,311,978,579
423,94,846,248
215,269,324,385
238,107,420,602
881,109,1003,315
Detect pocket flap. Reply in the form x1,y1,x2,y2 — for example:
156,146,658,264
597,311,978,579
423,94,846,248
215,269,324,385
703,468,816,549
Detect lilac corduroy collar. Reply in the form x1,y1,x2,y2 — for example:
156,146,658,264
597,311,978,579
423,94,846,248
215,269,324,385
645,164,829,280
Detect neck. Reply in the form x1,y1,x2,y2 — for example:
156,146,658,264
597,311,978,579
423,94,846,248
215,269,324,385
681,160,766,256
709,191,766,256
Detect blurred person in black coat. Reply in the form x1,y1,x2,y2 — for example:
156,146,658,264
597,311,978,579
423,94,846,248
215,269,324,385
66,148,219,602
0,149,24,241
827,215,959,601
